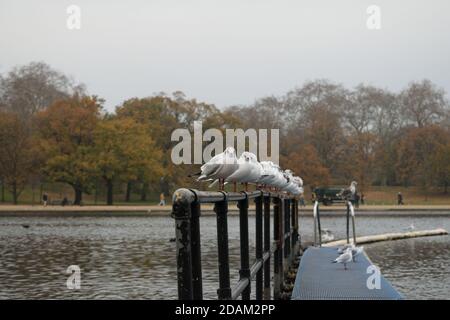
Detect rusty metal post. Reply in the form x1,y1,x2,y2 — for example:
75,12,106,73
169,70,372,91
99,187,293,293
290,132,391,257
172,188,195,300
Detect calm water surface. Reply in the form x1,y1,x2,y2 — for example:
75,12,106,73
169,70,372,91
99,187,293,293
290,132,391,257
0,213,448,299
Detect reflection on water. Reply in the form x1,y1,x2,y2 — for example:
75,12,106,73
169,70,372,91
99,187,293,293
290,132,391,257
0,214,448,299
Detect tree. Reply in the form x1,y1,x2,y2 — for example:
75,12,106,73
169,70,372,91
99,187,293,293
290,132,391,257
0,62,84,118
0,112,36,204
91,118,163,205
35,95,102,204
396,125,450,197
281,144,331,189
400,79,448,128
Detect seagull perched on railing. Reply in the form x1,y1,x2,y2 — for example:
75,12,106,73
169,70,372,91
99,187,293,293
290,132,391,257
225,152,262,191
191,147,239,190
339,181,358,200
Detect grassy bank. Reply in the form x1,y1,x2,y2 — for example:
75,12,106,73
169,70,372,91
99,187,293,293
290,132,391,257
0,183,448,206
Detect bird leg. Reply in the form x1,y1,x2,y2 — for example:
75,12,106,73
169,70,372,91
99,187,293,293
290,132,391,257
233,182,237,192
344,263,347,270
245,183,249,192
219,178,224,191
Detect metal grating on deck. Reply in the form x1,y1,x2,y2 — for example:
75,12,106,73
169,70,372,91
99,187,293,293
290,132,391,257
291,246,403,300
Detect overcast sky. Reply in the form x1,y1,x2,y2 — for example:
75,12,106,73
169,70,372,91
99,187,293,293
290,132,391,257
1,0,449,111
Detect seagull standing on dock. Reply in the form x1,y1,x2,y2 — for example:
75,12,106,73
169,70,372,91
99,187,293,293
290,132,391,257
337,243,355,254
351,246,364,262
339,181,358,200
333,247,353,270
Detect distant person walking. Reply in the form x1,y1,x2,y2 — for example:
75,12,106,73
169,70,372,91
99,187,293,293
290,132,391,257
159,193,166,206
42,193,48,207
354,192,360,208
299,195,306,207
397,192,404,205
360,193,365,205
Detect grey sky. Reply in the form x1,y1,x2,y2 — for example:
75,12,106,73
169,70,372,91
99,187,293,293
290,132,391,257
1,0,449,112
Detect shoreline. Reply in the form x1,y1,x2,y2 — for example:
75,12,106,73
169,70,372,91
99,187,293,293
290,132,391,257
0,204,449,217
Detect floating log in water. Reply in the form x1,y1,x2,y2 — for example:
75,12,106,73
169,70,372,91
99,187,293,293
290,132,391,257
323,228,448,247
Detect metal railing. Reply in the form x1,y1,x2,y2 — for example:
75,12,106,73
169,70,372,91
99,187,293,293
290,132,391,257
171,188,300,300
313,200,357,246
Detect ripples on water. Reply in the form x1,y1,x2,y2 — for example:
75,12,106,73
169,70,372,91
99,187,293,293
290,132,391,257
0,214,448,299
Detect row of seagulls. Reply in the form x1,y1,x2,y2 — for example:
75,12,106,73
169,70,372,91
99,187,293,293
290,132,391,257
192,147,304,195
333,243,365,269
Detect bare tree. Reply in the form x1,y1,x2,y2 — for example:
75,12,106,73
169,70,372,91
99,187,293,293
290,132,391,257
400,79,448,128
0,62,85,118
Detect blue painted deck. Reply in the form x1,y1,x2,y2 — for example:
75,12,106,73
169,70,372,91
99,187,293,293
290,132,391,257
292,247,403,300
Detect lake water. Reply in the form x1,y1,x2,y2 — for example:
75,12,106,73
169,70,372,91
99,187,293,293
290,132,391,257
0,213,448,299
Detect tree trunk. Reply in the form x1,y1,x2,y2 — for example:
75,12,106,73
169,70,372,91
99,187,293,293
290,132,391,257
125,181,132,202
73,186,83,205
1,180,4,202
106,179,114,205
12,182,18,205
140,182,148,201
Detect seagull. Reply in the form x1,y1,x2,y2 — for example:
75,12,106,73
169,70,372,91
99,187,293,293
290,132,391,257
351,246,364,262
192,147,239,190
407,223,415,231
225,152,262,191
337,243,355,254
339,181,358,200
332,247,353,270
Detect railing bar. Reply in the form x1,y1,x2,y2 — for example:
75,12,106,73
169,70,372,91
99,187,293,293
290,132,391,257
215,199,232,300
238,194,251,300
255,194,263,300
190,200,203,299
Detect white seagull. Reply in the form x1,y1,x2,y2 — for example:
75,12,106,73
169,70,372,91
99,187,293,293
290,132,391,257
225,152,262,191
194,147,239,190
332,247,353,270
339,181,358,200
351,246,364,262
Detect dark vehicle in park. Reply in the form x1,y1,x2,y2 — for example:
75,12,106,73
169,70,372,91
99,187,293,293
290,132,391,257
313,187,345,206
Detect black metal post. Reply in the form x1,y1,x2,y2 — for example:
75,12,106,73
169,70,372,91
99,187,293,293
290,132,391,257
172,189,195,300
317,202,322,247
273,197,283,299
263,195,271,300
255,193,263,300
291,199,297,260
190,200,203,299
215,198,232,300
346,202,350,244
238,193,251,300
284,198,291,265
